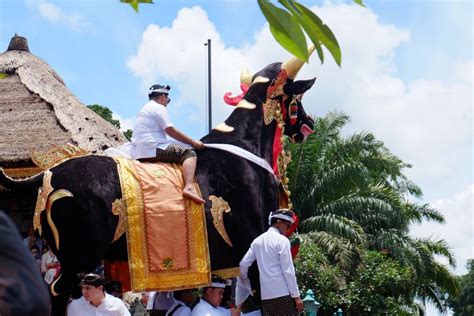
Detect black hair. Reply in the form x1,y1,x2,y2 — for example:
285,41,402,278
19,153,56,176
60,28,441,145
173,289,192,300
78,273,105,287
29,245,39,251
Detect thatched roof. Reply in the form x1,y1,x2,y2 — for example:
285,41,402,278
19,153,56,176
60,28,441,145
0,34,126,168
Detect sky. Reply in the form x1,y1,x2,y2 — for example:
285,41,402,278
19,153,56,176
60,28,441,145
0,0,472,312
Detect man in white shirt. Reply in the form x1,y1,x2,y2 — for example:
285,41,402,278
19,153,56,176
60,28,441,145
191,276,230,316
67,273,130,316
131,84,205,204
238,209,303,316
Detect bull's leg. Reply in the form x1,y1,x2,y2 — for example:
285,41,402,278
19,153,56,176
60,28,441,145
50,293,70,316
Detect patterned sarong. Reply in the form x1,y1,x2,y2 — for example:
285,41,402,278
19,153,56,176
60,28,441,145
261,295,299,316
114,157,210,291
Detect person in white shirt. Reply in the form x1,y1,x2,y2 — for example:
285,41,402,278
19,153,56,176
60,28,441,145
238,209,303,316
147,291,176,316
165,289,196,316
67,273,130,316
191,276,230,316
40,244,60,285
131,84,205,204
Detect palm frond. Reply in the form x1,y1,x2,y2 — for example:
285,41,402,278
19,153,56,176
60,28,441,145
301,214,367,244
305,231,360,269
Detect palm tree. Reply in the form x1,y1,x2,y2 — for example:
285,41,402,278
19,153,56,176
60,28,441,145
287,111,458,312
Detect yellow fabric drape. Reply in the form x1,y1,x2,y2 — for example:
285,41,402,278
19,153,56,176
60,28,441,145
114,157,210,291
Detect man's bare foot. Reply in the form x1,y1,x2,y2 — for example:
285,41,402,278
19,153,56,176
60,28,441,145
183,187,205,204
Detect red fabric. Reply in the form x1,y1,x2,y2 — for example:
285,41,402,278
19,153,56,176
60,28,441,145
272,126,283,176
223,83,249,106
286,214,299,236
104,260,131,292
291,243,300,259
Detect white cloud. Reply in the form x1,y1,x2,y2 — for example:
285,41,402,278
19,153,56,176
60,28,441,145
411,185,474,275
112,113,134,131
26,0,89,31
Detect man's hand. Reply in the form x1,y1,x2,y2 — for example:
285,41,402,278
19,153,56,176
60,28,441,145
192,140,204,149
294,297,304,312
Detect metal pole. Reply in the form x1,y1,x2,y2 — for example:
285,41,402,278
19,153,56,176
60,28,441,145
204,39,212,133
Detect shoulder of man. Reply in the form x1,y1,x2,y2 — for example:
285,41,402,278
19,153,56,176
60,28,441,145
104,293,128,309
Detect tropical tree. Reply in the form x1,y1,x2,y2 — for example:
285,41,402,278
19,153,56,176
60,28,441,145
288,111,458,313
448,260,474,316
87,104,133,141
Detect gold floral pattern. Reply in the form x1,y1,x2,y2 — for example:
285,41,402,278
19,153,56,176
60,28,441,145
263,99,282,126
163,258,174,270
152,168,165,180
31,143,90,171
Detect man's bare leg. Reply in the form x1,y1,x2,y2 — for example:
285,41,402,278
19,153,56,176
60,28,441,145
182,156,205,204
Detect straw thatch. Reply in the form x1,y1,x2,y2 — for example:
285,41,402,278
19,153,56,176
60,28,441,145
0,35,126,168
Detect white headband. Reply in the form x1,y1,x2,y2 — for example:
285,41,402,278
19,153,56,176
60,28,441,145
210,282,226,288
268,211,295,225
149,87,169,95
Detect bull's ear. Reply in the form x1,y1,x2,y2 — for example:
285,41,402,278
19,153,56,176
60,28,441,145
284,77,316,95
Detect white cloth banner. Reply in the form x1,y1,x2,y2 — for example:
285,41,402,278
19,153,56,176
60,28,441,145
105,143,276,178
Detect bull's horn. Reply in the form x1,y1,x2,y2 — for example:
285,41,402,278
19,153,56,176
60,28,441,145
281,45,316,79
240,68,252,85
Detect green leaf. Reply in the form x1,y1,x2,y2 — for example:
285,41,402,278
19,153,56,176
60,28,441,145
279,0,325,64
258,0,308,62
291,1,342,66
0,73,8,79
354,0,366,7
120,0,154,13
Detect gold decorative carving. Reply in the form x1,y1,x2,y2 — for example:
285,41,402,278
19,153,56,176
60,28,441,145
263,99,282,125
50,273,61,297
2,166,42,179
209,195,233,247
34,170,53,235
212,267,240,279
31,143,90,171
214,123,235,132
111,198,127,242
46,189,73,251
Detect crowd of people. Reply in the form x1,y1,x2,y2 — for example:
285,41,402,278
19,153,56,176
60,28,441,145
24,226,61,287
15,208,302,316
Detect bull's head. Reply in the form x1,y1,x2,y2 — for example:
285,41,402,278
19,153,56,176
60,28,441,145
238,46,316,143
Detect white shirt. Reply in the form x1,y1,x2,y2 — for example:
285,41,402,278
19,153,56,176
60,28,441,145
165,299,191,316
67,293,130,316
131,100,188,159
190,299,230,316
239,227,300,300
147,291,176,311
40,251,59,284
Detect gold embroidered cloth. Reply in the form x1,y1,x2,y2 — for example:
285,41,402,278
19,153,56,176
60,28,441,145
114,158,210,291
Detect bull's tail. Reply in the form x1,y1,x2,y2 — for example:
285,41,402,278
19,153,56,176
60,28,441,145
0,167,44,191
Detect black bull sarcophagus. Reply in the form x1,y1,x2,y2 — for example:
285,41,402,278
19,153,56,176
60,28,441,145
0,49,316,315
